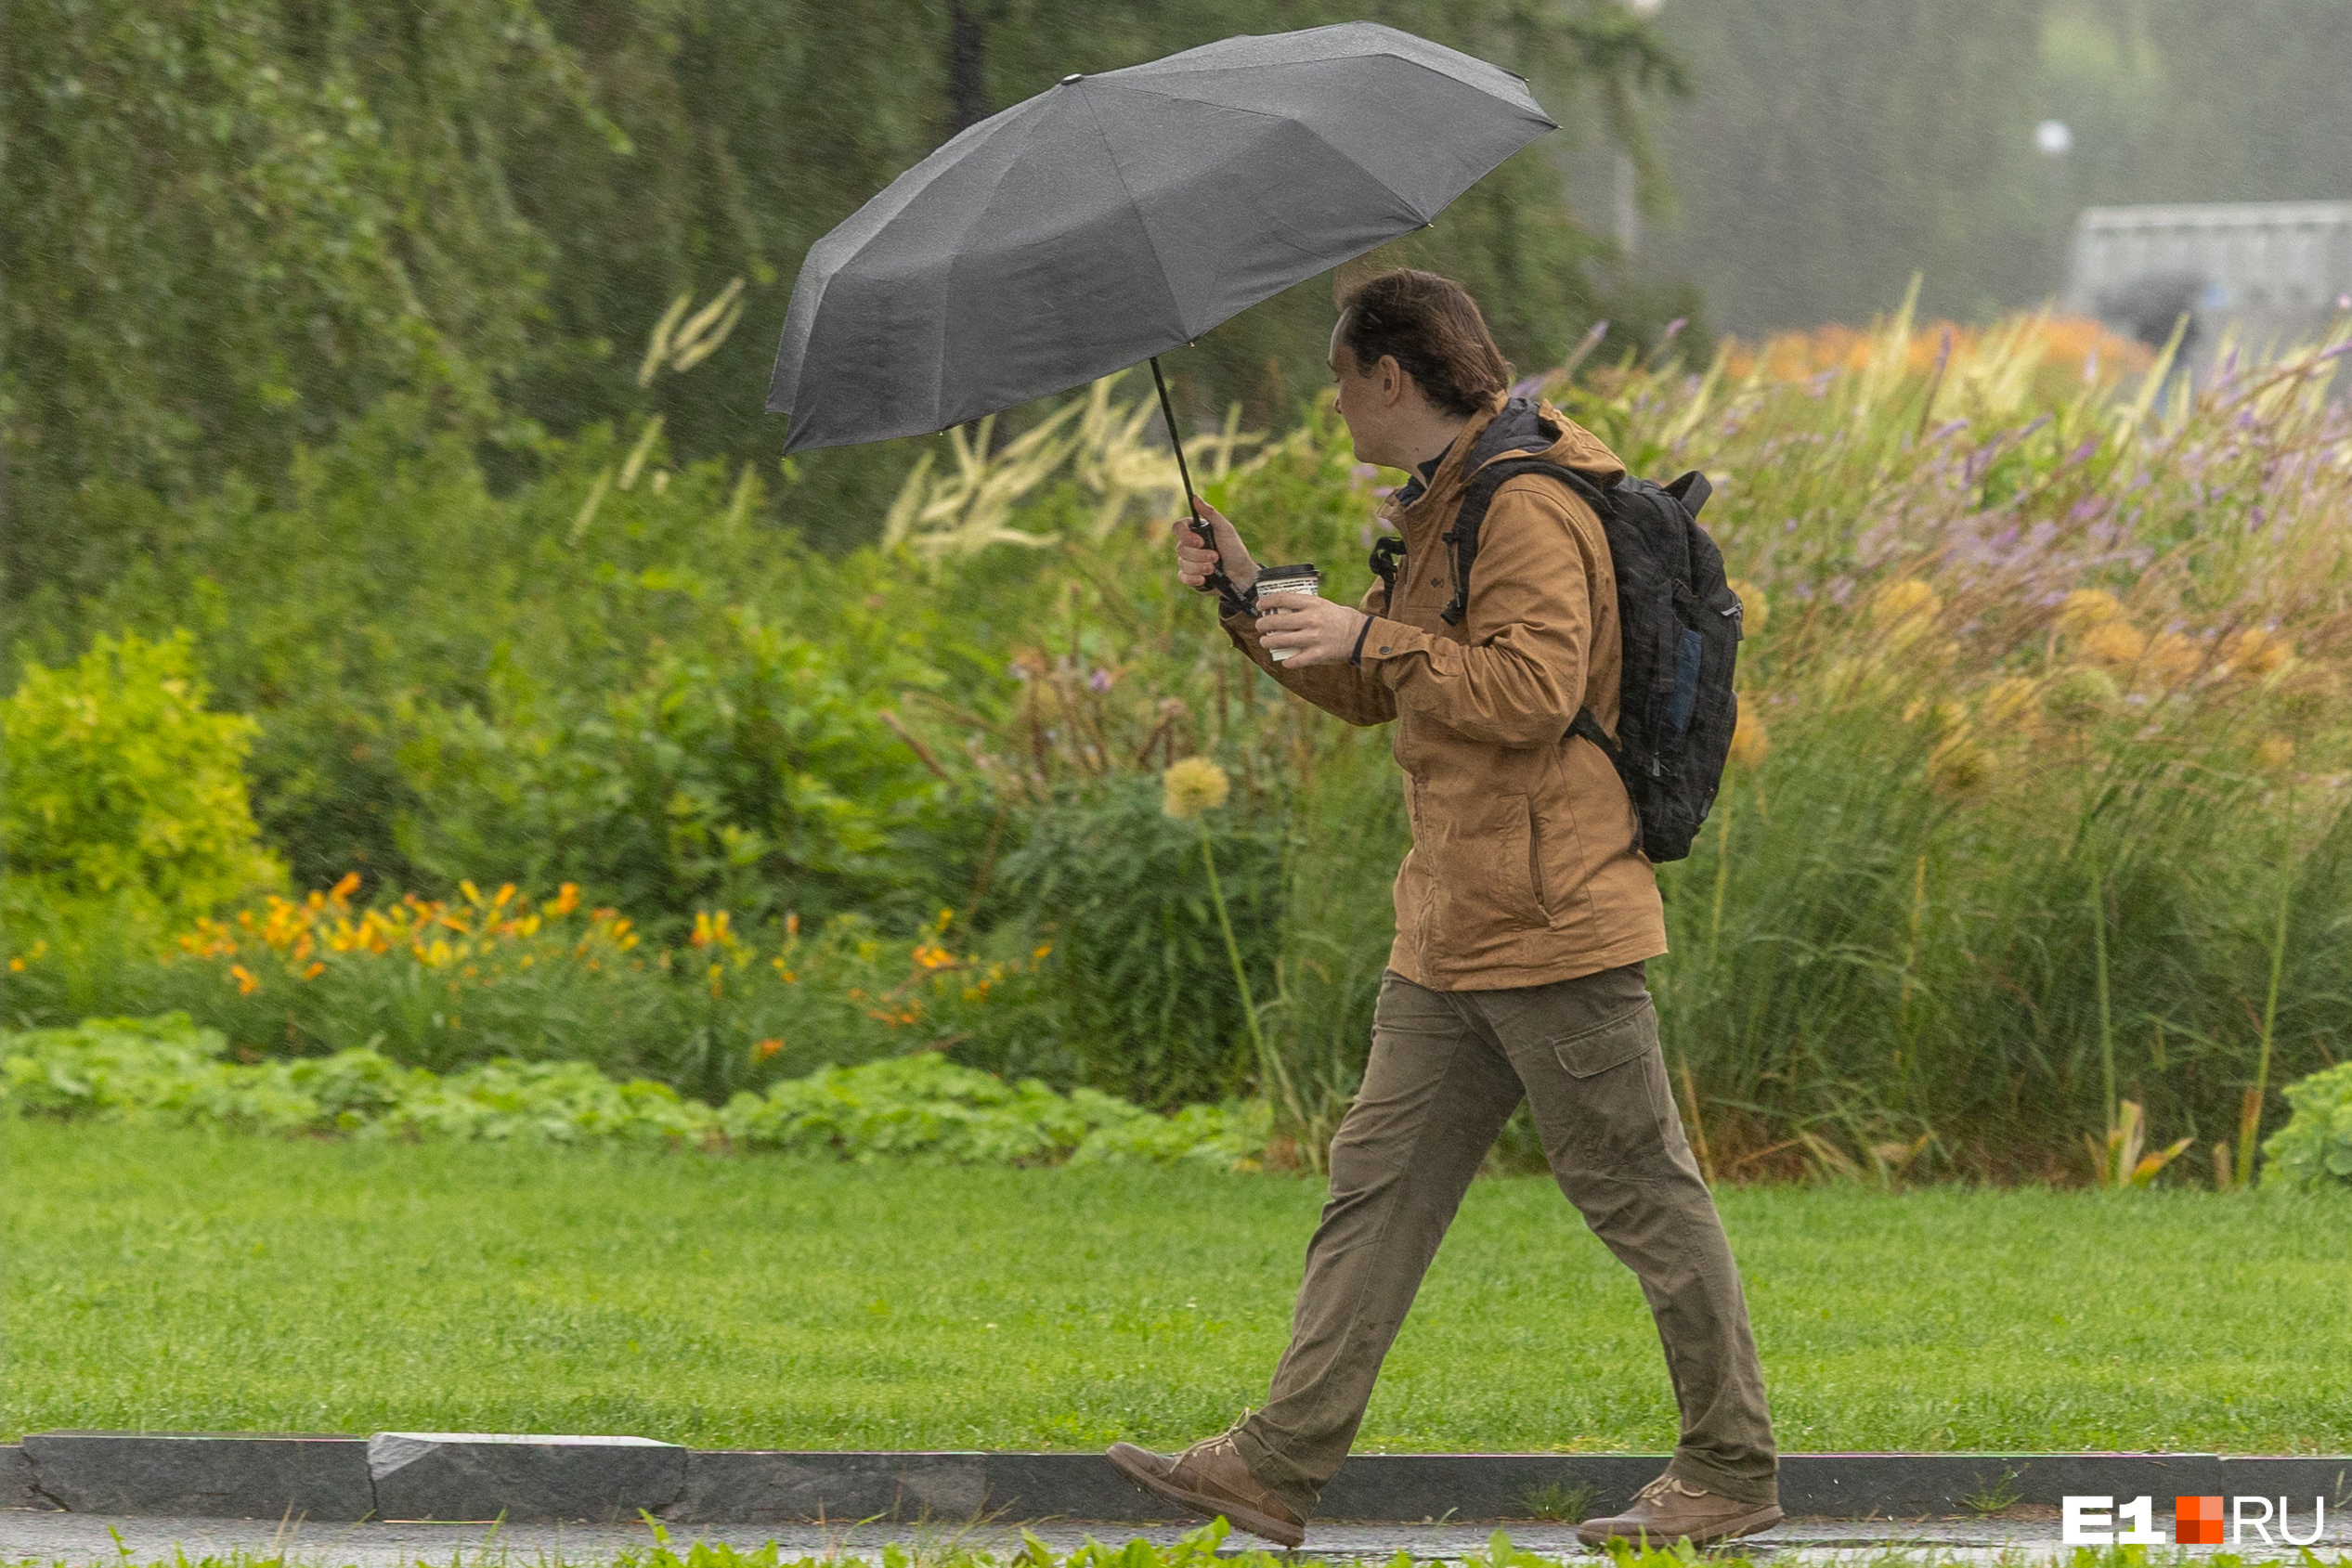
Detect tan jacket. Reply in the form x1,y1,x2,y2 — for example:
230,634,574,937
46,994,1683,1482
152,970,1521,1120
1220,393,1667,991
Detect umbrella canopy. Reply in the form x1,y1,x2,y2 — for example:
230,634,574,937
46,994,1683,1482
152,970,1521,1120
768,22,1555,455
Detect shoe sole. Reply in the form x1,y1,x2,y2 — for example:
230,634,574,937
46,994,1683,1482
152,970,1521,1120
1104,1444,1306,1549
1577,1503,1784,1549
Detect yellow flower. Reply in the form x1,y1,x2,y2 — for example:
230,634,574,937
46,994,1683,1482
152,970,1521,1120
229,964,261,996
2143,631,2203,686
2054,590,2125,638
2255,734,2295,771
756,1038,785,1058
1162,756,1231,819
1728,578,1768,637
1867,578,1942,628
1727,706,1771,769
1980,677,2040,726
2079,619,2148,668
2224,627,2292,677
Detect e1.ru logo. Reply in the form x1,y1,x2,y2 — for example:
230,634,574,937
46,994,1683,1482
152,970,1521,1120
2062,1495,2330,1546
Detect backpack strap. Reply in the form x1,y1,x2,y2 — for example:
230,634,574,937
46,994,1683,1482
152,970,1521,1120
1437,458,1614,627
1369,534,1407,607
1567,707,1619,760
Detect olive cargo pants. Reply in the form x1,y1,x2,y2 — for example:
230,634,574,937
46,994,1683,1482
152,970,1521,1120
1227,963,1778,1513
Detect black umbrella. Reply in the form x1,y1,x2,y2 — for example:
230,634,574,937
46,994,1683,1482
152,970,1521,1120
766,21,1555,601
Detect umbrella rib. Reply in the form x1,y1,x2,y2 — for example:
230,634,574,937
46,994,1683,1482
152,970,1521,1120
1103,72,1534,227
924,99,1062,431
1073,84,1197,343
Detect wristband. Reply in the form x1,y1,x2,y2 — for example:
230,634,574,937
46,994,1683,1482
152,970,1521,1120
1349,614,1375,667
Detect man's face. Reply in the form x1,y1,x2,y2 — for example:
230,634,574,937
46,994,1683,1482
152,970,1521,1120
1329,320,1390,466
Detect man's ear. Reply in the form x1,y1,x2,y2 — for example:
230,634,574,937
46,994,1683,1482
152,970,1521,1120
1377,353,1406,407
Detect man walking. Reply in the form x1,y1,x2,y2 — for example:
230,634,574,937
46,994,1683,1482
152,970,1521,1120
1106,269,1781,1550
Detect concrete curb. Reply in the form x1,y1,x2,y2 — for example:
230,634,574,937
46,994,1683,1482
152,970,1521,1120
4,1436,2346,1525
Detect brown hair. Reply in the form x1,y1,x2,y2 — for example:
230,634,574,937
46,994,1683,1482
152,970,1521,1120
1334,268,1513,418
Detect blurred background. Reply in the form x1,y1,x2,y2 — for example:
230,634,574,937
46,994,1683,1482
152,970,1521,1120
13,0,2348,568
6,0,2350,1185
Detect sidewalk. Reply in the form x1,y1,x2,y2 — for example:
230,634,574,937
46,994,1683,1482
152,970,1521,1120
6,1510,2348,1567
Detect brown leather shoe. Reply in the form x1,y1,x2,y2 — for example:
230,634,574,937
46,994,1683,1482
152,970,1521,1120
1577,1472,1783,1549
1106,1436,1307,1548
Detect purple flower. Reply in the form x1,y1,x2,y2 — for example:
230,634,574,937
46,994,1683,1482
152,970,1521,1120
1926,419,1969,444
1511,373,1544,399
1087,667,1112,693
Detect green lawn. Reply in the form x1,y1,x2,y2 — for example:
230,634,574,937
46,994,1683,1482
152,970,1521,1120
5,1121,2346,1452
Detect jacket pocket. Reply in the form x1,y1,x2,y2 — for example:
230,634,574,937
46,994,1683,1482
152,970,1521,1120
1429,791,1547,935
1524,797,1551,923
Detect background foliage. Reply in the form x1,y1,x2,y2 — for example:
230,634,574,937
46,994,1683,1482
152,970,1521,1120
1,0,1685,583
7,0,2348,1186
7,305,2350,1186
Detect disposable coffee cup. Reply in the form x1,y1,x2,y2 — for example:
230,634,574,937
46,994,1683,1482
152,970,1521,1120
1253,564,1321,661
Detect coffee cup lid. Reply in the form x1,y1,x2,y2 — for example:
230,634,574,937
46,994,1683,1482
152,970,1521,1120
1255,563,1320,584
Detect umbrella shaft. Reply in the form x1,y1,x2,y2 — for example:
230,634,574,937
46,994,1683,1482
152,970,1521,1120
1151,355,1229,601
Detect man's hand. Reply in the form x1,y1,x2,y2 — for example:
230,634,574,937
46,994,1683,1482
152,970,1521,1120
1257,597,1373,667
1169,495,1259,594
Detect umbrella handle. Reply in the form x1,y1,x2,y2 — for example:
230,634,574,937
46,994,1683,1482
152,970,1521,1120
1152,356,1252,616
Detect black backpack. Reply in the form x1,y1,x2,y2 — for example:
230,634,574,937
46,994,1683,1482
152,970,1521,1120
1370,428,1744,864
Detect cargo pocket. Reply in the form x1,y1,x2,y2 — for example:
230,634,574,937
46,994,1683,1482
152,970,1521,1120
1550,1002,1681,1179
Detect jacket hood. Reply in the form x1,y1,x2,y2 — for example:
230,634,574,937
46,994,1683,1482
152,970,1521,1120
1384,392,1627,521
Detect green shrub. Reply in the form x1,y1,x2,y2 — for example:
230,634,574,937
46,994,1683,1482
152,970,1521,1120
0,1013,1267,1168
397,609,984,939
0,868,1061,1102
2261,1061,2352,1191
1,631,283,925
993,775,1286,1108
718,1053,1267,1166
0,1013,230,1119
